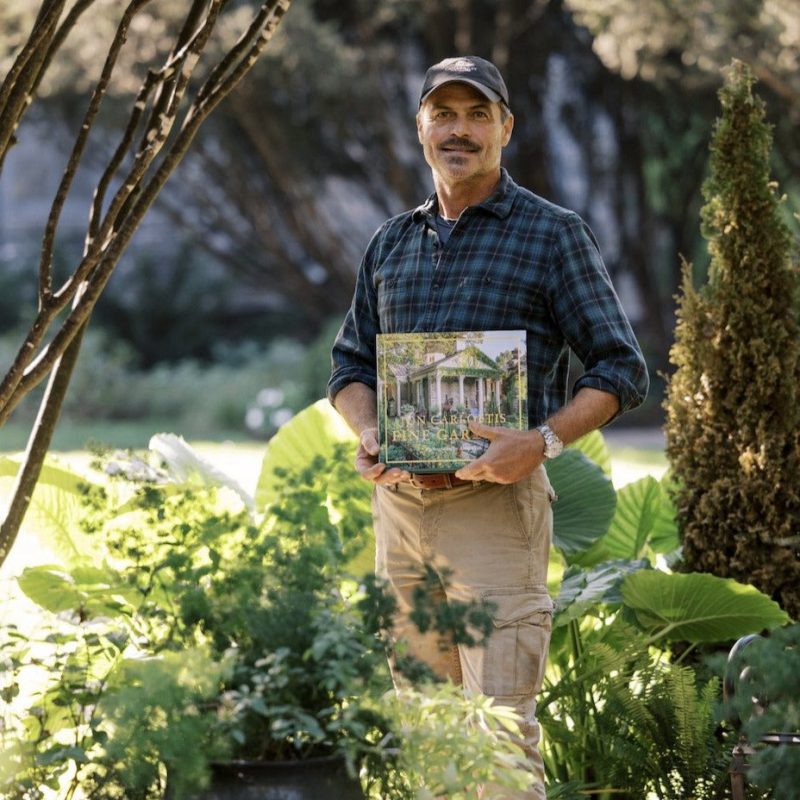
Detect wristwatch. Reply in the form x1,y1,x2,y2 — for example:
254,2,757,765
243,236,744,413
536,423,564,459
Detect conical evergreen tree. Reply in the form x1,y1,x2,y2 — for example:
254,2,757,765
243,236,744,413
664,60,800,619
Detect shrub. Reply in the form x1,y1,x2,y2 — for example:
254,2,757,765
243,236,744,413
664,61,800,617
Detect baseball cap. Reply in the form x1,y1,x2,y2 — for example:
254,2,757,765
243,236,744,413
419,55,510,108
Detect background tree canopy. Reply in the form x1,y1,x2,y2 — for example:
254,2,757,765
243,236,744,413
1,0,798,420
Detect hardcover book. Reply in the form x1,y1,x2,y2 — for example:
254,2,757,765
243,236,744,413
376,330,528,473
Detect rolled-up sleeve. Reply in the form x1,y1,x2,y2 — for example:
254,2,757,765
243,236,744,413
327,229,383,405
550,214,649,416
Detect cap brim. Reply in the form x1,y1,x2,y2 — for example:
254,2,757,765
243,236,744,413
419,78,503,107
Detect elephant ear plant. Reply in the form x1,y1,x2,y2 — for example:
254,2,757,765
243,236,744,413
0,437,533,799
536,437,791,799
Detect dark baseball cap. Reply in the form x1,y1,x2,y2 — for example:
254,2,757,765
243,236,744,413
419,55,510,108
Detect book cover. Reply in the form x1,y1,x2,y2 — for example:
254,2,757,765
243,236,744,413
376,330,528,473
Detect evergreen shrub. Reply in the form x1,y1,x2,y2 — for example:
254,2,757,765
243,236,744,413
664,60,800,618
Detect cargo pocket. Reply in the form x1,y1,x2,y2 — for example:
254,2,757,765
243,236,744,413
481,589,553,698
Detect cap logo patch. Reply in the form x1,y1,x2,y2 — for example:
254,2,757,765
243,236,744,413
450,58,476,73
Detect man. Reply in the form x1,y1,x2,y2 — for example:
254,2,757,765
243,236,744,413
328,55,648,798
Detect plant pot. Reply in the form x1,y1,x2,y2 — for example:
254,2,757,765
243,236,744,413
192,754,365,799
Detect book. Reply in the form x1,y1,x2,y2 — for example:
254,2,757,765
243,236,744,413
376,330,528,473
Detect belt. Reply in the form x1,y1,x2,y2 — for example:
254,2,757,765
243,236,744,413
408,472,473,490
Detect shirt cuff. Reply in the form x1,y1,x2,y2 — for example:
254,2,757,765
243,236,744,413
572,372,647,423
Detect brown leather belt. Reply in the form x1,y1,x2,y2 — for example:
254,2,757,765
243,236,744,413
408,472,472,490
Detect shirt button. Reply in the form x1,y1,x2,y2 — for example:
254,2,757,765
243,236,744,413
433,282,440,289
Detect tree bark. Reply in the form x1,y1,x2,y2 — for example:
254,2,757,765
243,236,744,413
0,324,87,566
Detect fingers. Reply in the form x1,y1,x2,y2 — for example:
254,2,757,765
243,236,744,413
357,457,385,481
355,429,409,484
357,459,409,484
467,419,494,439
454,453,486,481
456,424,541,484
359,426,380,456
375,467,410,485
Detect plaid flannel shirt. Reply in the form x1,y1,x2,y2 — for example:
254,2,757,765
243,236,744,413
328,169,649,426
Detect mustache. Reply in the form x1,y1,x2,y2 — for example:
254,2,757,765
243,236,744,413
439,137,480,152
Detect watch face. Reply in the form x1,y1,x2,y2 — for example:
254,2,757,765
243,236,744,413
538,424,563,458
546,438,563,458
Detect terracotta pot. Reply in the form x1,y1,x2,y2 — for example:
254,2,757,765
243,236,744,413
192,754,365,799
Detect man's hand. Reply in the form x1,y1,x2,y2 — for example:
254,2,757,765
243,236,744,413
355,427,410,485
454,421,544,484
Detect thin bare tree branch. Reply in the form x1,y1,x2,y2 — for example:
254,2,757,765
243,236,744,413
0,1,66,170
31,0,100,98
41,0,156,299
0,0,295,528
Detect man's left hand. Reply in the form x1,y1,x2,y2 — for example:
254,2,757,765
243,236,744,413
454,421,544,484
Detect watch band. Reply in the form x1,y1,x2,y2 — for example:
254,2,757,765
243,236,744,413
536,423,564,459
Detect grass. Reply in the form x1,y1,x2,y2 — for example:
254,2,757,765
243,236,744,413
0,418,255,453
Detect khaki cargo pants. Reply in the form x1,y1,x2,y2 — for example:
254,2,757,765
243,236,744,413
373,466,555,799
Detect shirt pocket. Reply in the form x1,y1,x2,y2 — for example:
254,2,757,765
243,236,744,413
376,274,419,332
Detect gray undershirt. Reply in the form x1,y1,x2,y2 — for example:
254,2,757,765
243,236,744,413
435,214,458,245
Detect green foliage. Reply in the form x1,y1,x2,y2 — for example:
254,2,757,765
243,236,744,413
602,662,726,798
3,400,796,797
540,440,786,798
569,430,613,477
0,437,528,798
1,326,311,439
725,624,800,796
542,449,617,558
664,60,800,618
541,620,727,799
568,472,678,568
379,684,534,799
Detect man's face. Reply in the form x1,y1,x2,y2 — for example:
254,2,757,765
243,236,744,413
416,82,513,187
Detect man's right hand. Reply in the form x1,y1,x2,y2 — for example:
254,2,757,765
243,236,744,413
356,427,410,485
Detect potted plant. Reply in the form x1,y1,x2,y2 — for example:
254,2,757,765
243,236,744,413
0,437,533,799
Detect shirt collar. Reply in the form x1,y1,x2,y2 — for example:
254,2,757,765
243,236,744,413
411,167,516,224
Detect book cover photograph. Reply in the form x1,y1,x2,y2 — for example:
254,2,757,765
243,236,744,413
376,330,528,473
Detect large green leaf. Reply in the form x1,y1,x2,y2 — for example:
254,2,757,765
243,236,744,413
604,476,661,560
649,471,680,554
569,430,612,476
255,400,375,574
255,399,357,511
0,457,87,494
554,559,650,627
622,571,790,643
17,565,84,613
24,483,87,563
545,450,616,557
18,564,134,618
566,473,680,568
1,457,100,565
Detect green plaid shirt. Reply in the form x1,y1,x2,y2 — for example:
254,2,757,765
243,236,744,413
329,169,648,425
